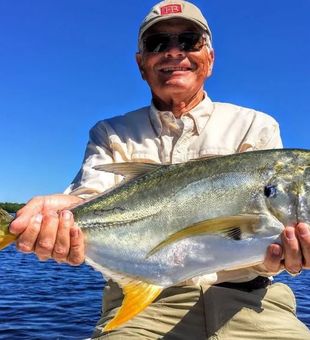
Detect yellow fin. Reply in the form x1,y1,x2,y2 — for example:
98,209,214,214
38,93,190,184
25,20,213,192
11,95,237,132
0,209,16,250
0,232,16,250
147,214,260,258
103,281,163,332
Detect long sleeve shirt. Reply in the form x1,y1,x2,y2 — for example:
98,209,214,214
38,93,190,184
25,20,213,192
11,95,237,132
65,93,283,284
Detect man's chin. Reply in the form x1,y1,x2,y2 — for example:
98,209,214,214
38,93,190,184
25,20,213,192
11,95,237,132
163,77,191,89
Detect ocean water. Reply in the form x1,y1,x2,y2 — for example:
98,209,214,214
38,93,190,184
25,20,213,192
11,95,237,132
0,245,309,339
0,245,104,340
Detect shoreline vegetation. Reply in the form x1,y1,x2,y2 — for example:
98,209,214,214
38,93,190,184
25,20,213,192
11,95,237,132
0,202,25,213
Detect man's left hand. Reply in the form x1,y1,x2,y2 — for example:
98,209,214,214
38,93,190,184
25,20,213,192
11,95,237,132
264,223,310,275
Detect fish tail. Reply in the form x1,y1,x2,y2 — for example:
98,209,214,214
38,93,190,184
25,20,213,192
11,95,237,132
0,209,16,250
0,231,16,250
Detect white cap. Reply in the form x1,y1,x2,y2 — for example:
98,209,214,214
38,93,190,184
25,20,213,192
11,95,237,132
138,1,212,43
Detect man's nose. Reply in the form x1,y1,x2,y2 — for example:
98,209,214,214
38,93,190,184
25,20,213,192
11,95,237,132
164,45,186,58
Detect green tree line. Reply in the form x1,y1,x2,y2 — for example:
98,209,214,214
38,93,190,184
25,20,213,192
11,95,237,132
0,202,25,213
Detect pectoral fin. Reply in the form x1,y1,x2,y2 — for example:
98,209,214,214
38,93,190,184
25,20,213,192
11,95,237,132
147,214,260,258
103,281,163,332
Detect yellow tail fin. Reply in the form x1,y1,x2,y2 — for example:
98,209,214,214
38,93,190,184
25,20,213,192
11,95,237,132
0,208,16,250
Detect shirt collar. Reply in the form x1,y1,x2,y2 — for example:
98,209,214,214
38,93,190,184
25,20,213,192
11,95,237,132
149,92,214,136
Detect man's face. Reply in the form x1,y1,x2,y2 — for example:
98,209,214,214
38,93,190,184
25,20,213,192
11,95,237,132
136,19,214,104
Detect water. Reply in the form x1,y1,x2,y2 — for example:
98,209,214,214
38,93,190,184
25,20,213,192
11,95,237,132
0,245,309,339
0,245,104,340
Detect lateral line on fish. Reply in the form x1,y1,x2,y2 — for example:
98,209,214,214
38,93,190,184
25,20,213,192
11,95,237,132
77,212,161,230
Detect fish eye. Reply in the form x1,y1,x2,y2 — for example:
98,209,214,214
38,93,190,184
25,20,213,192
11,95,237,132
264,185,277,198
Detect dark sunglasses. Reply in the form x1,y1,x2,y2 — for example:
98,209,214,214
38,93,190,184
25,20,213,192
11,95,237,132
142,32,206,53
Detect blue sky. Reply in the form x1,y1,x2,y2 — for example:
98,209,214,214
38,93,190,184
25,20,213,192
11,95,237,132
0,0,309,203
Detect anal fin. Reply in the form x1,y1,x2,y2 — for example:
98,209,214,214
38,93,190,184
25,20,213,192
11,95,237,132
103,281,163,332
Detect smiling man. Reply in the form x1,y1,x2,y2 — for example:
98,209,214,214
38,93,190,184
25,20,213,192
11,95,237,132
10,1,310,339
136,18,214,117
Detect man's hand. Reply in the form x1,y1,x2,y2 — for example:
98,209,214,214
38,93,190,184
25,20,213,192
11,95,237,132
264,223,310,275
10,194,85,266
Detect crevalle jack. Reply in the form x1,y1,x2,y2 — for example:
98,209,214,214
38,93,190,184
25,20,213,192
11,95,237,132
1,149,310,332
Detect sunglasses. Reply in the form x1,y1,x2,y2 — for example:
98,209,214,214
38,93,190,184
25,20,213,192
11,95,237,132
142,32,206,53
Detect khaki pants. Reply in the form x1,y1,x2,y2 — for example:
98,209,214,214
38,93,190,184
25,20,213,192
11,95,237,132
92,280,309,339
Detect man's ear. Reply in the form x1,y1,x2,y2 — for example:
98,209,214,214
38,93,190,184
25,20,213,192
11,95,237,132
136,52,146,80
207,49,215,77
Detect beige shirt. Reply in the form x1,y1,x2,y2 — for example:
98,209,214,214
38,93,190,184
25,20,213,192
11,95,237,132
66,93,283,284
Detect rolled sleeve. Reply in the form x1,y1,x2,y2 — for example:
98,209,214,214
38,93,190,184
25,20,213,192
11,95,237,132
64,122,119,199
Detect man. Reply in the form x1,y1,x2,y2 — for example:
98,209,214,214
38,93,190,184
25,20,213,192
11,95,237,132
10,1,310,339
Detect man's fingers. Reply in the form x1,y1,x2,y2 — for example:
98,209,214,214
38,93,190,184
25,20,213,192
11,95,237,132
67,227,85,266
282,226,303,274
15,196,44,218
35,211,59,261
9,194,85,266
296,223,310,269
52,210,72,262
10,196,45,235
263,243,283,273
16,214,43,253
10,194,83,235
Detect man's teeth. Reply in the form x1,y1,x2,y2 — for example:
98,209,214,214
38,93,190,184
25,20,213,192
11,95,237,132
161,67,190,72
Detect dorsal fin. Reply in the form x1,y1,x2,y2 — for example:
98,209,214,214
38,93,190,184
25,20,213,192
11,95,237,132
93,162,162,181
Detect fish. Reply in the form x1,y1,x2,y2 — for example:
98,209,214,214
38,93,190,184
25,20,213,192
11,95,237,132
1,148,310,332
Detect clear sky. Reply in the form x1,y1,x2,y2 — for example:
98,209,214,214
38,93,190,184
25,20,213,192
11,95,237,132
0,0,309,203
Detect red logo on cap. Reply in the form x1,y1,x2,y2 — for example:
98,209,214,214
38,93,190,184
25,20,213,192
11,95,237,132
160,4,182,15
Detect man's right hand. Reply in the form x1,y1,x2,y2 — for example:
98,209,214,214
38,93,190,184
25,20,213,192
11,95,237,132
10,194,85,265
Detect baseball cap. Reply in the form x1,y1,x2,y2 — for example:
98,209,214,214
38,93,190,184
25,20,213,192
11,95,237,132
138,1,212,42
